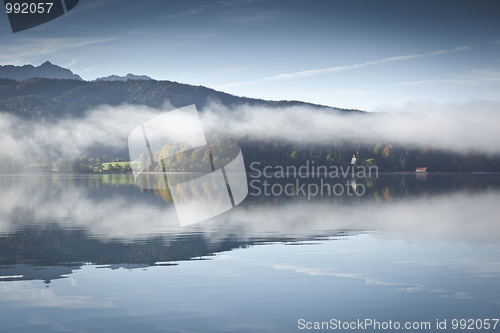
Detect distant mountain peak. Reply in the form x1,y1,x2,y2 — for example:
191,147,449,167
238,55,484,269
0,61,83,81
95,73,153,82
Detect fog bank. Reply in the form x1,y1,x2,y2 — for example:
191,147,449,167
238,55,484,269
0,99,499,161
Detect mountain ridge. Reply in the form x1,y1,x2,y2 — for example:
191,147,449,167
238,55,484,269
0,61,154,83
0,66,362,121
0,61,83,81
0,62,363,117
0,64,498,172
95,74,153,81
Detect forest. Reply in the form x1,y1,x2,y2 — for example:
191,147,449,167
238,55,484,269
1,77,499,173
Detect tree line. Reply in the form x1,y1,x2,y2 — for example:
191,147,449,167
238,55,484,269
1,139,499,173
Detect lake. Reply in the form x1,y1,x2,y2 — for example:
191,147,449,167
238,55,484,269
1,172,499,332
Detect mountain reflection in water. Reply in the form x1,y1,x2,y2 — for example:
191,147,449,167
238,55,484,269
1,173,499,278
0,173,499,333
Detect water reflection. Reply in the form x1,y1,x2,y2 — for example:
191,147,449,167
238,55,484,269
0,173,498,278
1,173,500,332
1,173,499,242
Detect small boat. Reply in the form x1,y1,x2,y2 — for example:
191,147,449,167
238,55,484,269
415,167,427,173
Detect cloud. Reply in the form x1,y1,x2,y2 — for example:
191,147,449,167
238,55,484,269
264,46,472,81
63,58,79,68
1,98,500,169
270,264,473,300
0,104,166,162
1,98,500,243
216,46,473,88
198,99,500,154
397,68,500,86
0,281,114,309
0,37,116,66
163,7,204,19
222,9,280,24
1,173,500,243
163,0,272,21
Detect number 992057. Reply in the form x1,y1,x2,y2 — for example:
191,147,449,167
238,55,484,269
451,319,499,330
5,2,54,14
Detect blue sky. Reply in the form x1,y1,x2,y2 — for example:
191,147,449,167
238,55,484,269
1,0,499,111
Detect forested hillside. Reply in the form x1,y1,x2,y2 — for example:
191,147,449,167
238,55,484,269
0,77,352,120
1,76,499,173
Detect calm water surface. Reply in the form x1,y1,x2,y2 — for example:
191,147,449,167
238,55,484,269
0,173,499,332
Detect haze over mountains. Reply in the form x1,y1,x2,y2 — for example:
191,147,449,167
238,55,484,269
0,62,499,172
0,61,83,81
0,61,154,83
95,74,153,81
